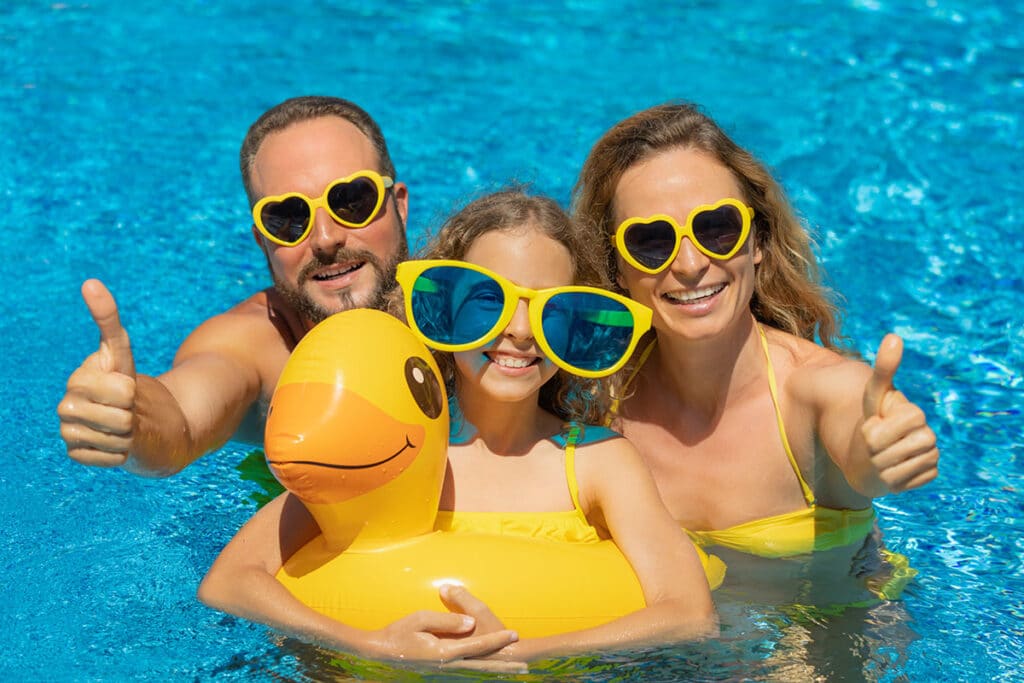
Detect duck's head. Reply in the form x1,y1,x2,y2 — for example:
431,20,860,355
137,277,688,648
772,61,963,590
265,309,449,550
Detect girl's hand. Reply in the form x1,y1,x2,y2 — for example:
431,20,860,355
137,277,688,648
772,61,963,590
369,608,525,673
436,584,528,670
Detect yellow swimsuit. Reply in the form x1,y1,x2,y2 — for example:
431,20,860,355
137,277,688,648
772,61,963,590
435,424,727,588
620,326,877,559
434,425,601,543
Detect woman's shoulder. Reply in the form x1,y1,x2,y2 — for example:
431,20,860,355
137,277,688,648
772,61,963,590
760,324,860,368
762,325,872,404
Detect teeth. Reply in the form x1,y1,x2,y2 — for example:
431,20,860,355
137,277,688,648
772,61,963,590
314,263,360,280
492,356,532,368
664,284,724,303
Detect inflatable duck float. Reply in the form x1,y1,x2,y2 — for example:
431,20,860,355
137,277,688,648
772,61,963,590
265,308,724,638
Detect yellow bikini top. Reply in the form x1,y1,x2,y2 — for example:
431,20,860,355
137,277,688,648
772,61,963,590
616,324,875,558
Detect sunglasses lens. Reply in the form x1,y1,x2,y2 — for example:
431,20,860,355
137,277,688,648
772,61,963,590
542,292,636,373
260,196,311,244
692,205,744,256
327,176,381,225
623,220,677,271
409,266,505,347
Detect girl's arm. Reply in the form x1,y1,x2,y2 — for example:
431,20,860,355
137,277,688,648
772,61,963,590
197,492,521,666
487,438,717,662
805,335,939,498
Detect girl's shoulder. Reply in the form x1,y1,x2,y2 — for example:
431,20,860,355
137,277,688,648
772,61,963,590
550,422,623,449
558,423,645,475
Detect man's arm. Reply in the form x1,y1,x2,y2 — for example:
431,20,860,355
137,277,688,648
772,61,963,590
58,279,265,477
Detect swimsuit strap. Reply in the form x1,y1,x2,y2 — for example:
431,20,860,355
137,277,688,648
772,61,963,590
757,323,816,506
604,325,814,506
563,422,585,513
606,339,658,424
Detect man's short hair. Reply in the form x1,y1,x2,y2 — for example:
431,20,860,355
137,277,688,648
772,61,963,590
239,96,396,205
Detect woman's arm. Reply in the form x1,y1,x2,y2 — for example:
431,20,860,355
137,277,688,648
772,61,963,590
807,335,939,497
490,438,717,662
197,492,521,665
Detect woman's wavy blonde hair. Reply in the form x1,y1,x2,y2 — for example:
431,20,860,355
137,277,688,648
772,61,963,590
571,102,845,349
388,187,616,425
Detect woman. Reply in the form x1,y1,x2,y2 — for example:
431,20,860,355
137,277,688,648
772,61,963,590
572,103,938,596
199,190,717,669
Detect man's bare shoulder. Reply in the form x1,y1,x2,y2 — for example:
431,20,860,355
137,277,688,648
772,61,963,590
174,289,291,361
221,289,274,318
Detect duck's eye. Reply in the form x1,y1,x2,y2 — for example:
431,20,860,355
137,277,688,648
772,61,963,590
404,356,444,420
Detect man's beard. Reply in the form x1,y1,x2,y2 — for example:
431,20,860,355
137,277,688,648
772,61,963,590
271,237,406,324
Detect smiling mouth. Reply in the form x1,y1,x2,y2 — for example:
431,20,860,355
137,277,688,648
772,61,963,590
485,353,539,368
268,436,415,470
663,283,725,303
312,262,364,282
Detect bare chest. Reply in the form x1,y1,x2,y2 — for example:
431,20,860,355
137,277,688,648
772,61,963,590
440,445,573,513
620,388,815,531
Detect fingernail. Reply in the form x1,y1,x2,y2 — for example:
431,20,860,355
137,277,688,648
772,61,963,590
461,616,475,628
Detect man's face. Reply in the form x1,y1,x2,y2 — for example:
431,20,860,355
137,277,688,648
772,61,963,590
250,116,409,324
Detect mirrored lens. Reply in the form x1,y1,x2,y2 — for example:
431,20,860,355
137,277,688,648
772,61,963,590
692,205,744,255
542,292,635,372
623,220,676,270
409,266,506,346
327,177,380,225
260,196,312,243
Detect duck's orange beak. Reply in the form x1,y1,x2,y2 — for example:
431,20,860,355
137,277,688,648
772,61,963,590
266,381,425,505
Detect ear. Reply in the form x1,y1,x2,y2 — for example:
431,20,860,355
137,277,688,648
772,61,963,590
612,252,630,292
391,181,410,227
252,225,268,251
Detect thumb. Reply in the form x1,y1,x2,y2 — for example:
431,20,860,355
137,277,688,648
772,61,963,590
439,583,478,613
440,583,505,629
863,333,902,419
82,279,136,376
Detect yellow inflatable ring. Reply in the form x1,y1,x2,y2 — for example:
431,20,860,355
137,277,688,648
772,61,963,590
266,309,724,638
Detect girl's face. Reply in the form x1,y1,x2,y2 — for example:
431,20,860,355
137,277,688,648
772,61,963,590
453,225,573,405
611,146,762,342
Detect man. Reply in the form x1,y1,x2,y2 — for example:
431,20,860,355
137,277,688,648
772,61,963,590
58,96,410,477
59,97,526,667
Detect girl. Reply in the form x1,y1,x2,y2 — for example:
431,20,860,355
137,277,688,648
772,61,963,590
199,189,717,668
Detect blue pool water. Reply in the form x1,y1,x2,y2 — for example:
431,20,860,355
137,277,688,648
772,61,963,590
3,0,1022,680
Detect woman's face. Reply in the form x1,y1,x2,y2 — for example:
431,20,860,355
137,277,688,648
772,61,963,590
611,146,762,342
452,226,571,406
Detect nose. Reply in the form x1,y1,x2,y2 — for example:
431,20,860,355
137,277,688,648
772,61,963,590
307,206,350,255
503,299,533,342
668,237,711,281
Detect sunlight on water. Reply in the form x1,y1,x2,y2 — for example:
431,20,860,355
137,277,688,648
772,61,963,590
2,0,1021,680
